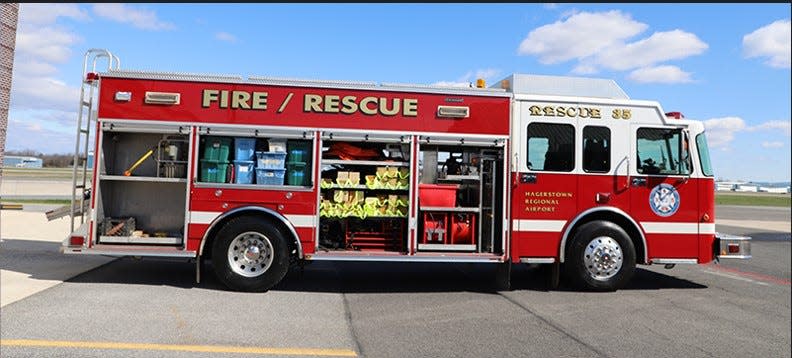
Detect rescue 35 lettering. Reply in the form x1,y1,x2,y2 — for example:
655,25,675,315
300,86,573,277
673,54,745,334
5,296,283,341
202,89,418,117
527,104,633,120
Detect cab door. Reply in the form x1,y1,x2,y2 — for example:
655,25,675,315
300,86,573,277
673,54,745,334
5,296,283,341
510,101,579,261
629,124,698,259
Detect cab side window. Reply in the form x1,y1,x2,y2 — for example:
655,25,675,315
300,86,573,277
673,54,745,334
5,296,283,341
636,128,691,175
583,126,610,173
527,123,574,172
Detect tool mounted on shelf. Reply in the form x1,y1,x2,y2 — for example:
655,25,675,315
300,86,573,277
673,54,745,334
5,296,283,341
123,145,156,176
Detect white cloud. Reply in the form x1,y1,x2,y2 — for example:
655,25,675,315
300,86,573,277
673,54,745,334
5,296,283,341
761,141,784,149
518,10,647,64
571,64,598,75
215,32,238,43
748,120,791,136
593,30,707,71
92,4,175,31
518,10,708,83
15,26,81,63
11,4,85,112
627,65,694,84
10,77,80,111
703,118,791,150
18,3,88,25
742,19,791,69
13,61,58,76
703,117,746,148
5,117,75,154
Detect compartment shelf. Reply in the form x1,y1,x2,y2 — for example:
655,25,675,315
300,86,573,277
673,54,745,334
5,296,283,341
99,174,187,183
323,159,409,167
438,175,480,181
420,206,480,213
417,243,477,251
321,184,408,191
99,236,182,245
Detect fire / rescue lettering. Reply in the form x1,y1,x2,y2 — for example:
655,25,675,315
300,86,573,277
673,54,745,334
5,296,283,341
341,96,358,114
304,94,418,117
359,97,377,115
202,90,268,110
528,105,601,119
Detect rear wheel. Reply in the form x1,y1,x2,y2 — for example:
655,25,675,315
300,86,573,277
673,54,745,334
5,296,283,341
566,220,635,291
212,216,290,292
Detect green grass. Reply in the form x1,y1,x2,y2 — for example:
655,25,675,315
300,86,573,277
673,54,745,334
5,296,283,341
0,199,71,205
715,193,791,207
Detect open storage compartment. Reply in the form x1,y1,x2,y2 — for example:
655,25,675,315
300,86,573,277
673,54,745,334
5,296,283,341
417,138,505,254
318,132,411,253
95,122,190,245
195,127,313,188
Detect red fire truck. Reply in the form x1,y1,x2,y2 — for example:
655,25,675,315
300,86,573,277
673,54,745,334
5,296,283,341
61,49,750,292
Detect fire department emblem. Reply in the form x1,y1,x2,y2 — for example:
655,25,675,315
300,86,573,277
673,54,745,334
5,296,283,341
649,183,680,217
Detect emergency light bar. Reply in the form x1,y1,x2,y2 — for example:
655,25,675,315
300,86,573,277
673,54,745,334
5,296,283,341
144,91,181,105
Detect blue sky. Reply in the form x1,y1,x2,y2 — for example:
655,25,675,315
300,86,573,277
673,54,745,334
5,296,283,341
7,3,791,182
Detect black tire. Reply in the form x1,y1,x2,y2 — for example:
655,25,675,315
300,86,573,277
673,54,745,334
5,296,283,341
566,220,636,291
211,216,290,292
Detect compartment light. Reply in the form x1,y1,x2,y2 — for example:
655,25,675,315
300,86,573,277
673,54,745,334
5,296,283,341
144,92,181,105
437,105,469,118
115,91,132,102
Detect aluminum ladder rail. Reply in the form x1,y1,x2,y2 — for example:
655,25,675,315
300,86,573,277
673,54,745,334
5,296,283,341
70,49,120,233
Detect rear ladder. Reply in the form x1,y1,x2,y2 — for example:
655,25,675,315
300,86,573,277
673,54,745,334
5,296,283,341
70,49,120,233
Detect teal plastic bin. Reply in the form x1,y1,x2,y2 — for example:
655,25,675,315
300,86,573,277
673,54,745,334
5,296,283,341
202,136,232,162
200,160,229,183
286,162,307,186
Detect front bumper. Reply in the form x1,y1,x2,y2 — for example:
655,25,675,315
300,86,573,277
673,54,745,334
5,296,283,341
714,232,751,260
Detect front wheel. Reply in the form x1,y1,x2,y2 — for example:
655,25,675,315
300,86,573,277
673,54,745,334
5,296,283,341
566,220,636,291
212,216,290,292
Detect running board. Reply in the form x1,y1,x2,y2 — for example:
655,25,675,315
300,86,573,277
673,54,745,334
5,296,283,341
307,252,505,263
61,243,196,258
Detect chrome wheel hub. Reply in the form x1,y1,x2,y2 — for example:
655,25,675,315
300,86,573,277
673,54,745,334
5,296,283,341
583,236,623,281
228,232,274,278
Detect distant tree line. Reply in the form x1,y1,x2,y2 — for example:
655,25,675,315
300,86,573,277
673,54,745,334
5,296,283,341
4,150,74,167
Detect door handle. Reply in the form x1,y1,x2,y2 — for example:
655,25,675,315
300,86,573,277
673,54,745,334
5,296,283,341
631,178,646,186
520,173,536,184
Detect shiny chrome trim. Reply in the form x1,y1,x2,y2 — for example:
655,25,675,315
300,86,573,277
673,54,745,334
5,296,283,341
717,255,752,260
62,247,196,258
197,206,304,259
559,206,647,264
103,69,243,82
100,70,510,97
652,258,698,264
307,254,504,263
519,257,556,264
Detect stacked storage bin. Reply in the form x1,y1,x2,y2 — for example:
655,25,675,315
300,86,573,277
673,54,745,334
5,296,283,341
286,140,311,186
255,138,287,185
200,136,232,182
233,137,256,184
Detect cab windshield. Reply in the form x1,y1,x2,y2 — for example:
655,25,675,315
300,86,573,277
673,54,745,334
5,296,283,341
696,133,714,177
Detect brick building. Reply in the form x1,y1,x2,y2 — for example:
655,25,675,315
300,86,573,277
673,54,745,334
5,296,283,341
1,3,19,169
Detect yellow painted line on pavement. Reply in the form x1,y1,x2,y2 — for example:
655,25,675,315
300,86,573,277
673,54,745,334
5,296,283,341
0,339,357,356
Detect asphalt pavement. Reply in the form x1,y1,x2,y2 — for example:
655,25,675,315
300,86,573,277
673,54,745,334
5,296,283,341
0,204,789,357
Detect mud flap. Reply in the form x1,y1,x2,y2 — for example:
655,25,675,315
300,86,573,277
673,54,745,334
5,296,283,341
495,259,512,291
